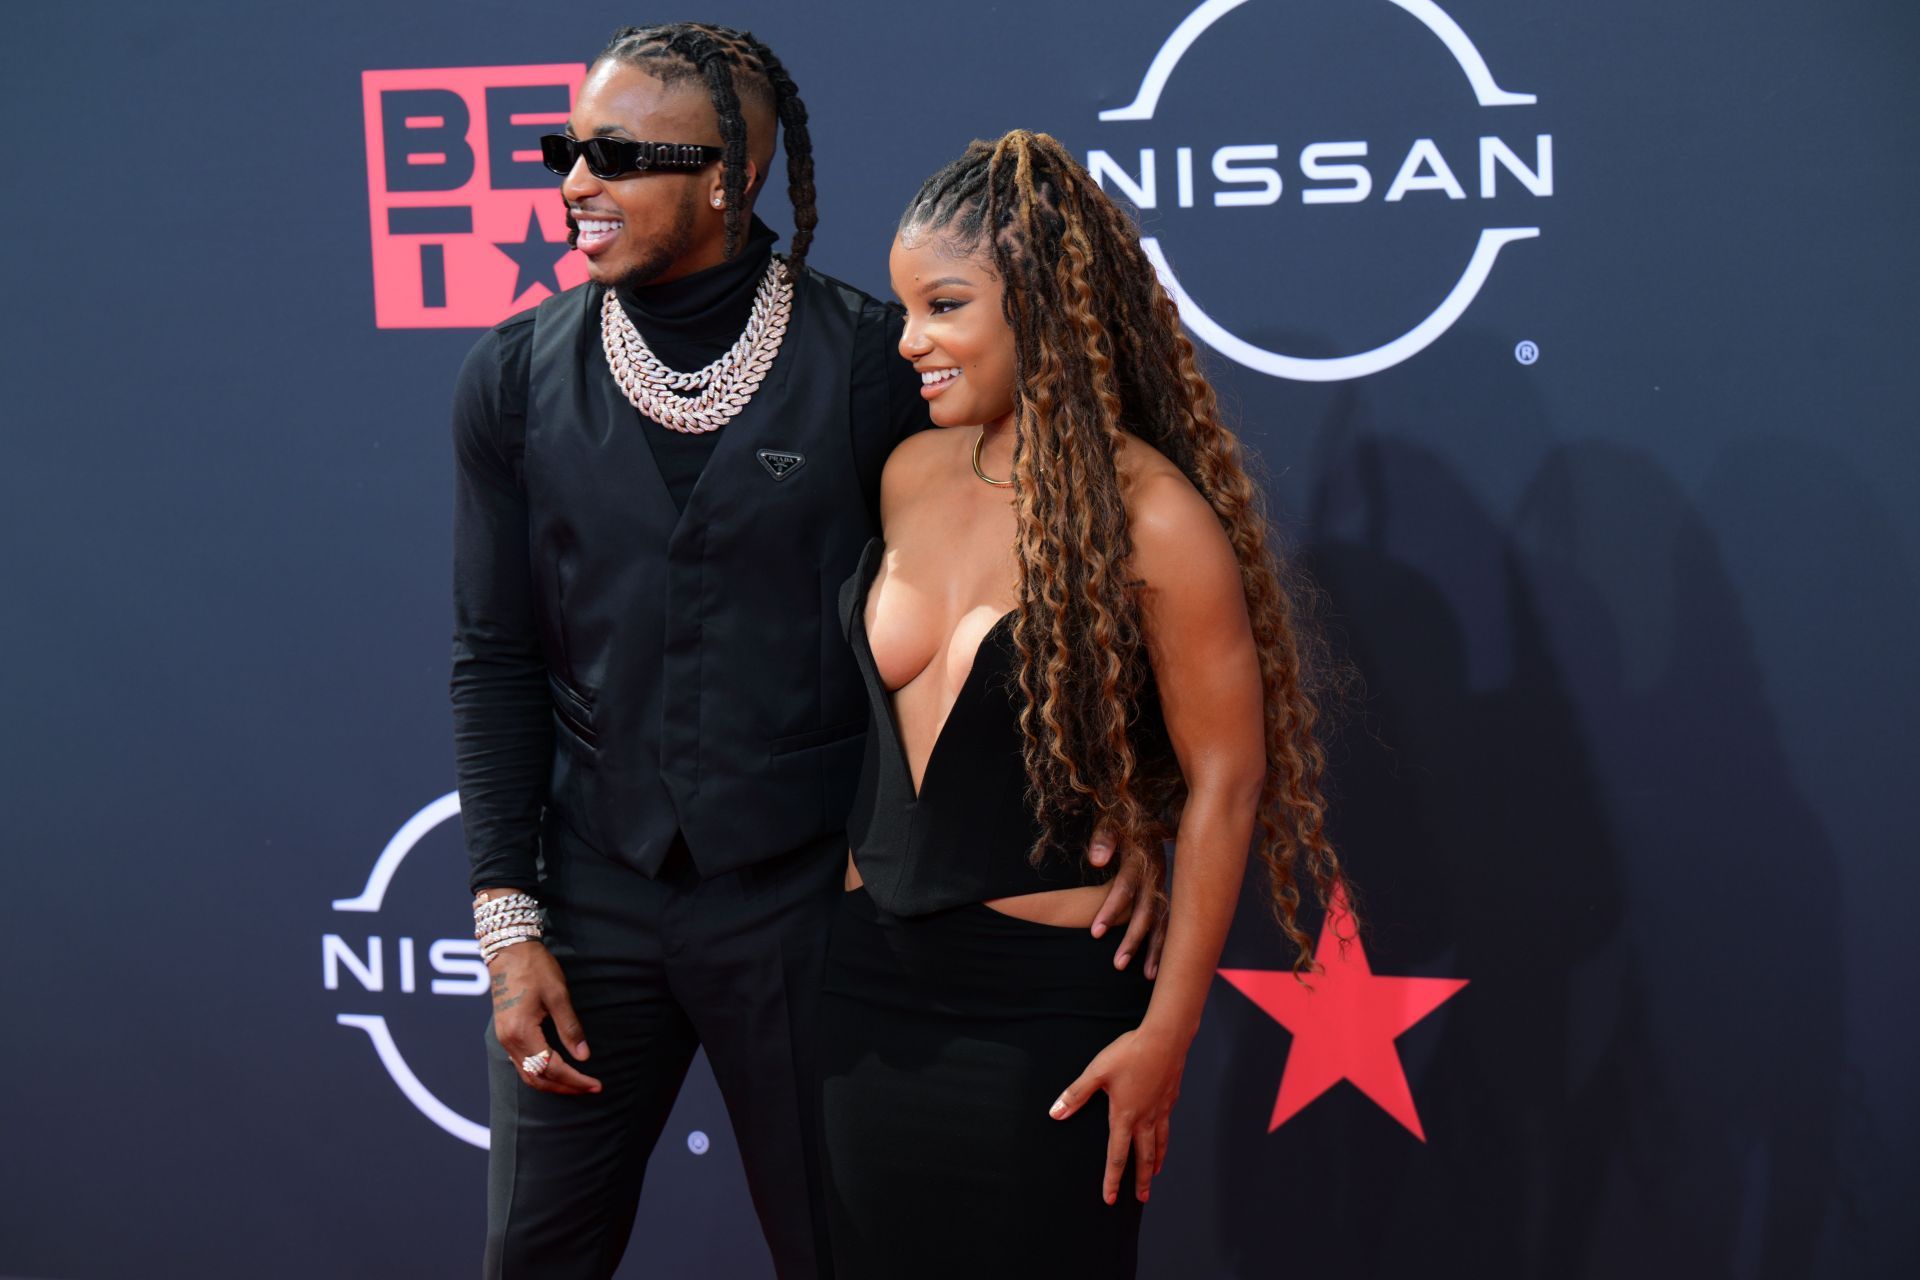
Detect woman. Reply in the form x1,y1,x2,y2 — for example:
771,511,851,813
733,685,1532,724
818,131,1349,1278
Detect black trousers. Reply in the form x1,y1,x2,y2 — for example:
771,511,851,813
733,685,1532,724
818,886,1153,1279
484,819,843,1278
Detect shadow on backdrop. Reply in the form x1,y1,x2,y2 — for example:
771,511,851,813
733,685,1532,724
1185,338,1841,1279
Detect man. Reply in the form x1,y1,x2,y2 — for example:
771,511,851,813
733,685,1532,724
451,24,1160,1278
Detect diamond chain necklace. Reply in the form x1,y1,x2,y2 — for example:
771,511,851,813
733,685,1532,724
600,257,794,435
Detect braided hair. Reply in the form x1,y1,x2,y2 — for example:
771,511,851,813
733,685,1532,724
595,23,817,272
900,131,1353,973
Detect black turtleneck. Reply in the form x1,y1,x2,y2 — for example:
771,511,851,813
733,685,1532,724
614,217,780,510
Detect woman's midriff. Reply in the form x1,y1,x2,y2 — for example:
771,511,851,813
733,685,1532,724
843,855,1127,929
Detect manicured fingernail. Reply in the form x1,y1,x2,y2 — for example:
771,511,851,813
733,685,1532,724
1050,1098,1067,1118
575,1042,590,1059
1115,952,1131,969
1090,921,1108,939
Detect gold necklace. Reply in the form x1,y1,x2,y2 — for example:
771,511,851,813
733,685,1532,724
971,426,1013,487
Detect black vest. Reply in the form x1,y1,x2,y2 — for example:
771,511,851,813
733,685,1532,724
525,269,891,877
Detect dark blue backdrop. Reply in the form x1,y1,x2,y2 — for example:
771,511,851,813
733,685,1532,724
5,1,1916,1276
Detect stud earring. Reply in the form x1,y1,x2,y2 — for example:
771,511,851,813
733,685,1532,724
712,194,725,208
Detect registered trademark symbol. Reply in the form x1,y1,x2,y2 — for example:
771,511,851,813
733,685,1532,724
1514,340,1540,365
687,1130,710,1155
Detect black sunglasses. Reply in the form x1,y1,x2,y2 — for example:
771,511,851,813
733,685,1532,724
540,134,724,180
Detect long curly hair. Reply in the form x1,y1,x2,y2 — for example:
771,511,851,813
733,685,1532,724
900,130,1351,971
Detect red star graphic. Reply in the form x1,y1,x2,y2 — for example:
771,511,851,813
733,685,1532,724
1219,885,1467,1141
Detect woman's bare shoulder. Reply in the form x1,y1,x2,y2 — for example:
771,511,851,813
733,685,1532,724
877,427,959,522
1116,434,1216,540
1115,432,1240,602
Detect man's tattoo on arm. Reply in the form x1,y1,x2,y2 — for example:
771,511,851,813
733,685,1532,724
492,972,522,1010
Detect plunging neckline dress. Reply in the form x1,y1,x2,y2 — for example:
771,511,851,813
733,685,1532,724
816,537,1165,1278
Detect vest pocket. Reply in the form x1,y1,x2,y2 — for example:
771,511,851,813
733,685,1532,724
770,719,865,756
548,672,598,749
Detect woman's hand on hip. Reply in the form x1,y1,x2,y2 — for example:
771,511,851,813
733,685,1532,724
1086,834,1170,979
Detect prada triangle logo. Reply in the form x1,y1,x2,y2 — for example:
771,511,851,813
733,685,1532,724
756,449,806,481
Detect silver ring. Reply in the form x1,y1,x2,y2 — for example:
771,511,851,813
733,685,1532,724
520,1049,553,1078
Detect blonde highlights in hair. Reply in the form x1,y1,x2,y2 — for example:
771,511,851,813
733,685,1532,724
900,130,1351,969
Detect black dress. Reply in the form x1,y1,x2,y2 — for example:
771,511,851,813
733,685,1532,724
818,539,1159,1279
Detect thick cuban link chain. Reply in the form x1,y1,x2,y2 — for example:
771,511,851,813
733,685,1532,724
600,258,794,435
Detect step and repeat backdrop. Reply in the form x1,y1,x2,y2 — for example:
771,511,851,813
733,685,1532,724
5,1,1915,1276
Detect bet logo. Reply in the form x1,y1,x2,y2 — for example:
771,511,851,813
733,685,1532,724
324,792,491,1147
1089,0,1553,380
361,64,590,329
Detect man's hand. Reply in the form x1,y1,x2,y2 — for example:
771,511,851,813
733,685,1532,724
489,943,602,1096
1086,831,1169,979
